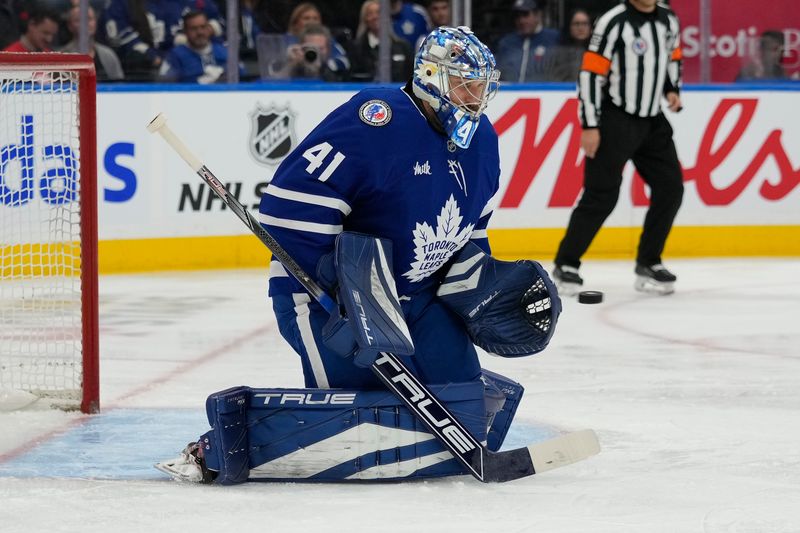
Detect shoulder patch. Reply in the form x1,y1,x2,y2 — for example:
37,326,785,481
358,99,392,127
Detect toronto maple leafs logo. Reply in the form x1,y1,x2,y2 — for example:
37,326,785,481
403,195,475,283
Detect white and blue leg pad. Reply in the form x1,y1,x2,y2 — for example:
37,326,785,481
199,381,491,483
481,369,524,452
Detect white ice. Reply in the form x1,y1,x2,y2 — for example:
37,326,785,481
2,259,799,533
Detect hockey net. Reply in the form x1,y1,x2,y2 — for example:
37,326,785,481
0,54,98,413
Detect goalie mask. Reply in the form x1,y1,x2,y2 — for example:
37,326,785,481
413,26,500,149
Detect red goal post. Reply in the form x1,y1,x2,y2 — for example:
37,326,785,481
0,53,98,413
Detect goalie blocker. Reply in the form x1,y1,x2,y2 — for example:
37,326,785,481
158,369,523,483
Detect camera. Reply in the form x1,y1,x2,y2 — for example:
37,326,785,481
302,44,319,63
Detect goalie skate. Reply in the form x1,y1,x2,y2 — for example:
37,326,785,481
634,264,676,295
155,442,215,483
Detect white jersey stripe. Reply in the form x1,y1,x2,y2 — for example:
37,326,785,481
266,184,352,215
269,260,289,278
292,293,329,388
639,22,657,116
258,213,343,235
621,24,638,115
651,22,669,115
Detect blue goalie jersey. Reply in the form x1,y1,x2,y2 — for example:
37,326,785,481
260,85,500,300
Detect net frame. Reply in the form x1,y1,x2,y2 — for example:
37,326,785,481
0,53,98,413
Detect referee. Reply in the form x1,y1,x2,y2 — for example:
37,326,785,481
553,0,684,295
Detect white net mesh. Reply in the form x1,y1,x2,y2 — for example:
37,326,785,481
0,69,84,403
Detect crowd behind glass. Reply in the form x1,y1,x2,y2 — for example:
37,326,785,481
0,0,794,84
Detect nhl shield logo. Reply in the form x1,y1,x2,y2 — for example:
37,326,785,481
249,104,296,166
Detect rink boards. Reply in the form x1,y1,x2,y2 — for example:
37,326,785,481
3,83,798,272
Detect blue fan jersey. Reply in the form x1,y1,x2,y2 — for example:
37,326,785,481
392,2,431,50
159,42,233,83
260,85,500,300
101,0,223,61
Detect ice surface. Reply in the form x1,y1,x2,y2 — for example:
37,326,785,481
1,259,799,533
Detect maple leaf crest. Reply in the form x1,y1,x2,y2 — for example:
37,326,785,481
403,195,474,283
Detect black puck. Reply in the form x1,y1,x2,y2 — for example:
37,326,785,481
578,291,604,304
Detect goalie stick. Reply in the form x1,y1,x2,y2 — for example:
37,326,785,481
147,113,600,482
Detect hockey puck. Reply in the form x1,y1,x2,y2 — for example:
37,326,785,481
578,291,604,304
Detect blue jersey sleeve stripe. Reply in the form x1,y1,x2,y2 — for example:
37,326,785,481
265,184,352,215
258,213,343,235
470,229,488,240
261,200,344,226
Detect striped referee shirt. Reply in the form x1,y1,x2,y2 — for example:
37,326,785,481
578,1,682,128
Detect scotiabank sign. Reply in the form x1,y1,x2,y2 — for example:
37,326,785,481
487,90,800,229
671,0,800,82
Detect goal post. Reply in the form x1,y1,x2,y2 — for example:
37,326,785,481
0,53,99,413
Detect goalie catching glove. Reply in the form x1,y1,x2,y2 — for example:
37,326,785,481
436,242,561,357
317,232,415,368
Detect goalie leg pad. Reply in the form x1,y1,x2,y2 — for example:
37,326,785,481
201,381,489,482
200,386,251,484
437,242,562,357
482,369,525,452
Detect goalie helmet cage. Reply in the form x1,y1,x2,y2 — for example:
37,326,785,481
0,53,99,413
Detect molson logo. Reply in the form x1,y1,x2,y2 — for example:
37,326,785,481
494,98,800,208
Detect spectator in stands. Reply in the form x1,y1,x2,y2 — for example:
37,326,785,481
426,0,450,28
100,0,224,81
286,2,350,80
287,2,321,37
3,7,58,52
348,0,413,82
215,0,262,80
736,30,788,81
277,23,348,81
158,11,234,83
495,0,559,83
391,0,430,50
285,2,349,79
0,0,21,50
413,0,449,50
247,0,292,34
61,5,125,81
545,8,592,82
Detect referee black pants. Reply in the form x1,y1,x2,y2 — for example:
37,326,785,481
555,105,684,269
